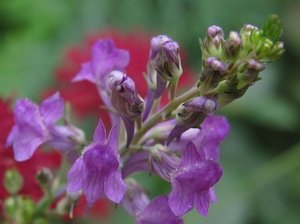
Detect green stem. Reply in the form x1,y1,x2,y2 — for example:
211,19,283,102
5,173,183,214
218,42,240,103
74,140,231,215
131,86,200,146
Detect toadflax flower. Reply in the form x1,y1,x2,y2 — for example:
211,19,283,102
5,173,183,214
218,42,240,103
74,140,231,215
168,141,223,217
6,92,77,161
67,119,126,204
72,38,130,91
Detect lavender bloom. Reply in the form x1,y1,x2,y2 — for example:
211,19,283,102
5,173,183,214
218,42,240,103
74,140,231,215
168,141,223,217
67,120,126,204
72,38,130,91
6,92,77,161
109,70,144,147
167,96,218,145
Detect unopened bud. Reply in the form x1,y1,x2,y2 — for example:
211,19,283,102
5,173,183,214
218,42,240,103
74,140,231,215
199,57,227,95
149,145,180,181
151,35,182,82
224,31,242,58
4,168,23,195
109,70,144,120
36,167,53,186
200,26,224,59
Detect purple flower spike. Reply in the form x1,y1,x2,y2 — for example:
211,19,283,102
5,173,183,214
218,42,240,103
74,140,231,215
72,38,130,90
168,141,223,217
5,92,74,161
137,196,183,224
67,120,126,204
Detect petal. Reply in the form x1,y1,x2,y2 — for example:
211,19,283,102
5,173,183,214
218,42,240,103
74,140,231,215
47,125,76,152
82,171,104,204
12,99,47,161
168,179,194,216
104,170,127,203
137,196,183,224
179,142,205,170
40,92,64,127
72,62,95,83
67,157,84,192
107,124,118,154
166,124,189,146
93,119,106,143
5,125,18,147
194,190,211,217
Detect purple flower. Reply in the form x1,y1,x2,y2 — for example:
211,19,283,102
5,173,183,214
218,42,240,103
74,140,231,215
72,38,130,90
6,92,76,161
67,119,126,204
168,141,223,217
136,196,183,224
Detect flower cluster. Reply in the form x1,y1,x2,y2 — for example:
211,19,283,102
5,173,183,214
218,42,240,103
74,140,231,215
4,15,284,223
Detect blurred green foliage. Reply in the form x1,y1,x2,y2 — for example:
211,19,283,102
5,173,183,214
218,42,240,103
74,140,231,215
1,0,300,223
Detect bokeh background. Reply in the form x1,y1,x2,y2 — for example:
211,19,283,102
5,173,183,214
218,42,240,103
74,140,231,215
1,0,300,223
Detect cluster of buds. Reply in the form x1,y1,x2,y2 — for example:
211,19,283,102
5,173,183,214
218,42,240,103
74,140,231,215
4,15,284,223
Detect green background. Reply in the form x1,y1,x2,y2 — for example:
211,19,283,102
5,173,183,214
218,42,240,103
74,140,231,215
1,0,300,223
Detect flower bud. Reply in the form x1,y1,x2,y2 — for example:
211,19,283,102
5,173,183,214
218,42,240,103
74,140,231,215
149,145,181,181
224,31,242,58
215,80,249,107
200,26,224,59
109,70,144,147
167,96,218,145
109,70,144,120
239,24,259,56
4,168,23,195
262,14,282,43
199,57,227,95
36,167,53,186
237,59,265,89
151,35,182,82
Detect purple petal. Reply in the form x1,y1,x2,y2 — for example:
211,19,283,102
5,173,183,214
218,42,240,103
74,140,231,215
179,142,205,169
72,62,95,83
82,171,104,204
121,115,135,148
195,190,211,217
137,196,183,224
67,157,84,192
5,125,18,148
200,115,230,161
122,151,149,178
169,179,194,216
47,125,76,152
93,119,106,143
40,92,63,127
167,124,189,146
12,99,47,161
107,124,118,154
104,170,127,203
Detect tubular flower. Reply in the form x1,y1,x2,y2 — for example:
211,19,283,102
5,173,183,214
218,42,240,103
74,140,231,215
67,120,126,204
168,141,223,217
72,38,130,91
